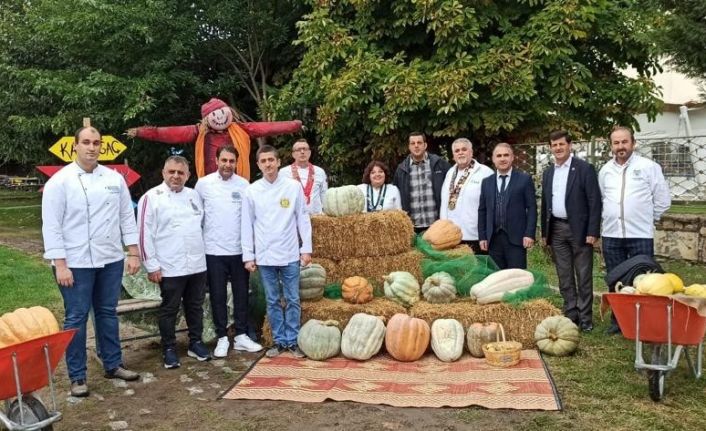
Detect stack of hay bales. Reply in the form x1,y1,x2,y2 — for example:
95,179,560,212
311,210,422,287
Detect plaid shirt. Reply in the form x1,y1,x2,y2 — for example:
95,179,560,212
408,154,437,228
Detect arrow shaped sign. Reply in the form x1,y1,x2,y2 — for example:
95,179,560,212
36,164,141,188
49,136,127,162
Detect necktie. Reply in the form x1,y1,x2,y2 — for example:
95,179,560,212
500,175,507,193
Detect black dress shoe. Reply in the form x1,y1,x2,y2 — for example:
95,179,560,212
580,324,593,333
605,323,622,335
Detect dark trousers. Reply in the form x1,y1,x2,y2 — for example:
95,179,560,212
414,226,429,234
550,220,594,326
206,254,249,338
489,230,527,269
602,237,655,289
602,237,654,329
159,271,207,349
461,240,486,255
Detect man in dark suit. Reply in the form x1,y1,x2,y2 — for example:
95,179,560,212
478,143,537,269
540,130,601,332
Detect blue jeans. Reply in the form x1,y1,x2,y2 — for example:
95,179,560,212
58,259,124,382
258,261,300,347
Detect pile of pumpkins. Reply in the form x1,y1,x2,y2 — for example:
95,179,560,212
0,306,61,349
296,313,581,362
618,272,706,298
300,264,536,306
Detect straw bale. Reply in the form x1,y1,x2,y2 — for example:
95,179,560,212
313,250,424,288
409,299,561,349
261,297,406,346
312,210,414,260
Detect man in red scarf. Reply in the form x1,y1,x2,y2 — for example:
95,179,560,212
279,138,328,214
127,98,301,181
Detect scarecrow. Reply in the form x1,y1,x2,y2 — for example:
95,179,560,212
127,98,301,180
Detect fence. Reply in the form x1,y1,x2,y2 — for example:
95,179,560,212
512,135,706,202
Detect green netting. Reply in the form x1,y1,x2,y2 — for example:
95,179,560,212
502,270,553,305
324,283,342,299
415,235,499,296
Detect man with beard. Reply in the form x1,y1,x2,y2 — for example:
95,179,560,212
195,146,263,358
599,126,670,334
439,138,493,254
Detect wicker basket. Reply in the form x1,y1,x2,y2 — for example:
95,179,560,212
482,324,522,367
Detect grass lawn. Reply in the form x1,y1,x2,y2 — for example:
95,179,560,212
0,245,61,315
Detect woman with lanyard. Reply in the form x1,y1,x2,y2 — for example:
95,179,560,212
358,161,402,212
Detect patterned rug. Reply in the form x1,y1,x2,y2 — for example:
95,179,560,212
222,350,562,410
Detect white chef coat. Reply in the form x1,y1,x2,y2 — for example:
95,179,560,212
241,175,312,266
279,164,328,214
439,161,494,240
137,183,206,277
598,153,671,238
42,162,138,268
195,172,249,256
357,183,402,212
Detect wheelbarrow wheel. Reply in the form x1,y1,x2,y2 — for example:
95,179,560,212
648,344,668,402
7,394,53,430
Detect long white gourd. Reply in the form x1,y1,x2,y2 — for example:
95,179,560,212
470,269,534,304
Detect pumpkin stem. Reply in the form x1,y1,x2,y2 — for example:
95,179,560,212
549,334,558,341
322,320,340,327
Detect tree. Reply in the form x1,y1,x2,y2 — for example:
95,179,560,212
651,0,706,92
0,0,307,175
272,0,663,183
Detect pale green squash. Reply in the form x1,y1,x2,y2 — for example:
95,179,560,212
534,316,580,356
340,313,386,360
421,272,457,303
297,319,341,361
383,271,420,307
299,264,327,300
323,185,365,217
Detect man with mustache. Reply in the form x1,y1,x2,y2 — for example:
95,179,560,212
598,126,671,334
138,156,211,368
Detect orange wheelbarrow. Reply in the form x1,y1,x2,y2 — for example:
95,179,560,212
604,294,706,402
0,330,76,430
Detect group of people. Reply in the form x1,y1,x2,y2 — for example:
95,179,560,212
41,123,670,398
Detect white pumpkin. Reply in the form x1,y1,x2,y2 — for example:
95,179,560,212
383,271,420,307
323,185,365,217
297,319,341,361
421,272,457,303
430,319,465,362
341,313,386,360
470,269,534,304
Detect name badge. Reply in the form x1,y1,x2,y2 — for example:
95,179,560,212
105,185,120,193
231,191,241,203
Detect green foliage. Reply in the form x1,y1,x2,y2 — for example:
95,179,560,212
272,0,663,183
650,0,706,90
0,0,307,181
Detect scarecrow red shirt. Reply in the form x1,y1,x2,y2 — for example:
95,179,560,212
128,98,301,181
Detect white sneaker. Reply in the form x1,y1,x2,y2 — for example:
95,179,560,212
213,336,230,358
233,334,263,353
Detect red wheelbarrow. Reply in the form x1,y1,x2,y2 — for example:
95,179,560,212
604,293,706,402
0,330,76,430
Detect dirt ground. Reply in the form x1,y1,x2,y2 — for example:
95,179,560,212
3,237,562,431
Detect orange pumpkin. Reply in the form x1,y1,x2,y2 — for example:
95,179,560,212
422,220,462,250
384,313,430,362
0,306,60,349
342,276,374,304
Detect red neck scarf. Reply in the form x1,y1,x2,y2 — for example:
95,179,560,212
291,163,315,204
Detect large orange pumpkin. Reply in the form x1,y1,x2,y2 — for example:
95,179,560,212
384,313,430,362
0,306,60,349
422,220,462,250
342,276,374,304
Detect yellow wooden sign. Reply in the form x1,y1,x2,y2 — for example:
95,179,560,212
49,135,127,162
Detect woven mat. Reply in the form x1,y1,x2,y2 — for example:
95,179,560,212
221,350,561,410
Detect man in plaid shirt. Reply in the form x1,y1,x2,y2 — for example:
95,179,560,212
393,132,451,233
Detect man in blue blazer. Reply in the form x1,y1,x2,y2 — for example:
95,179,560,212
540,130,601,332
478,143,537,269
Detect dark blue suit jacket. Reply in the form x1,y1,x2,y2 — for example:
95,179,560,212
478,169,537,246
540,156,602,244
